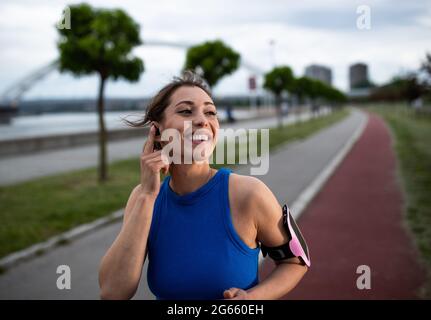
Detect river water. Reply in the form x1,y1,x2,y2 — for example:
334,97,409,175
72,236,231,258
0,109,254,141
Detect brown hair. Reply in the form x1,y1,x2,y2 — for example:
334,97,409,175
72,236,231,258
123,70,212,128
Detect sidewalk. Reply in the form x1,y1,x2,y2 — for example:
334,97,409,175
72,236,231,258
260,112,427,299
0,109,365,299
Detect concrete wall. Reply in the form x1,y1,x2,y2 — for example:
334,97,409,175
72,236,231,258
0,127,148,158
0,112,277,158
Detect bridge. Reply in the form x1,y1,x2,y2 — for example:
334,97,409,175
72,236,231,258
0,39,266,110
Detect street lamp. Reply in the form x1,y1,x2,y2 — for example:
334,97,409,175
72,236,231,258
269,39,276,68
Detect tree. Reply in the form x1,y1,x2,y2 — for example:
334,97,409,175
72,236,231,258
318,82,346,107
370,73,424,103
292,77,346,111
263,66,294,127
351,79,376,89
420,52,431,93
421,52,431,78
57,3,144,182
290,76,311,106
184,40,240,88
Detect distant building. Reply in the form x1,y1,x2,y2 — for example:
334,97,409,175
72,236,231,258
349,63,369,89
304,64,332,85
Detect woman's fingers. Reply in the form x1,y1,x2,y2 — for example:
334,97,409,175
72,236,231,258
161,164,169,175
141,149,162,160
142,150,170,164
146,154,169,166
223,288,239,299
223,288,246,300
139,124,166,196
142,124,156,155
141,152,169,174
145,157,169,173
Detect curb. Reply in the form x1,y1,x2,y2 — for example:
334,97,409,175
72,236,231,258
258,109,368,265
0,209,124,271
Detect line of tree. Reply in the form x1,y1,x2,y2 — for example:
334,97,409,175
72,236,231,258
263,66,346,127
369,53,431,105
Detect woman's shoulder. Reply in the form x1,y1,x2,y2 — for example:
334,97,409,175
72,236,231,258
228,172,273,207
229,173,281,219
229,172,263,190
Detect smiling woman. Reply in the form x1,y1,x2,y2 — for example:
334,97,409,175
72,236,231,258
98,70,308,300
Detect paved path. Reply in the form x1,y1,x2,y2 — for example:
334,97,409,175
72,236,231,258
0,111,321,186
0,109,365,299
260,112,427,299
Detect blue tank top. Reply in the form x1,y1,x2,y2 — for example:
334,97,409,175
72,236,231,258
147,167,260,300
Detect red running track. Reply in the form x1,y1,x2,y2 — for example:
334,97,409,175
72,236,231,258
259,112,427,299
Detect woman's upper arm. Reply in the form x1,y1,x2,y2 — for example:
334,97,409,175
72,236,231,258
247,179,288,247
248,179,306,266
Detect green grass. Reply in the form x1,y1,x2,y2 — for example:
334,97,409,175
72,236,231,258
266,110,349,151
0,108,349,259
368,104,431,298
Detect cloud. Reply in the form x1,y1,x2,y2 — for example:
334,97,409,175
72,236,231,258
0,0,429,99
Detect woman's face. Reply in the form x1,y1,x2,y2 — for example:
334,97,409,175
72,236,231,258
156,85,219,163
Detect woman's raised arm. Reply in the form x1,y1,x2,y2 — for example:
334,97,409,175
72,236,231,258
98,124,169,300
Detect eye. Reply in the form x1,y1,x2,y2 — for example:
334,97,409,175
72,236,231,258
178,109,192,114
206,111,217,116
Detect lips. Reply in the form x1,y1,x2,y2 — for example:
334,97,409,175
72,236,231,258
192,134,209,141
184,130,213,145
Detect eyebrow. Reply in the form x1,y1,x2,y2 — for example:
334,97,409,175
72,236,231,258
174,100,215,108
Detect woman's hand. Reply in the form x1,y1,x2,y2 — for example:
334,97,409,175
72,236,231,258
223,287,253,300
139,124,169,197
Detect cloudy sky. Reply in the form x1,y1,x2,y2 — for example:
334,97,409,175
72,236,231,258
0,0,430,99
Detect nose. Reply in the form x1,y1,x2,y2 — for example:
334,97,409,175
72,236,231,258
193,110,209,129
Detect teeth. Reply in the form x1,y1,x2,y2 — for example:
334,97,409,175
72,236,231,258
192,134,209,141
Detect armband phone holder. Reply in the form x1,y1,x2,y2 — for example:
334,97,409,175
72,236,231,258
260,204,311,267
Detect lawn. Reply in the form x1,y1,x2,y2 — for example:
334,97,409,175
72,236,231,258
369,104,431,298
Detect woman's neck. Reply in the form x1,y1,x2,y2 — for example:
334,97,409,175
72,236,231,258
168,163,214,196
